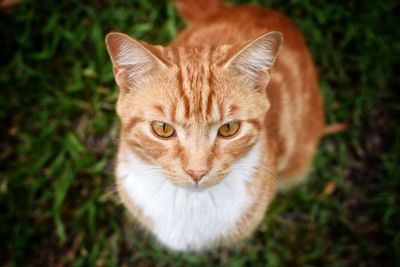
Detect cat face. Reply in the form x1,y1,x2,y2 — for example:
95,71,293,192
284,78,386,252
106,32,281,188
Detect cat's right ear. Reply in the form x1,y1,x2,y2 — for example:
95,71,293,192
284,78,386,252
105,32,168,93
223,31,282,90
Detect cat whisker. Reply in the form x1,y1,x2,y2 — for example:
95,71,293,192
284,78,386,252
115,169,165,186
136,166,162,170
104,183,118,193
232,165,278,183
100,183,120,202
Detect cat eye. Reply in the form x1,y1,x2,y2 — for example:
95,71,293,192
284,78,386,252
151,121,176,138
218,121,241,138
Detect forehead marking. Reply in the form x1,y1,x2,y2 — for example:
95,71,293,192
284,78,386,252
175,48,191,120
169,46,231,125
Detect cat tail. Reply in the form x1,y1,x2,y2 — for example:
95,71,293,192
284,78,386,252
173,0,226,23
323,123,348,135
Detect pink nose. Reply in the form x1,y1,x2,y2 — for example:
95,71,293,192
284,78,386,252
185,169,209,182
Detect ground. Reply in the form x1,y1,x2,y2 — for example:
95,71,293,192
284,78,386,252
1,0,399,266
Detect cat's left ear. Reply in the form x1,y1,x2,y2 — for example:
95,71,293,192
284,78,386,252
224,31,282,89
105,32,169,93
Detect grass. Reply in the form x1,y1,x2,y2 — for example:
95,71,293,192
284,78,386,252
1,0,399,266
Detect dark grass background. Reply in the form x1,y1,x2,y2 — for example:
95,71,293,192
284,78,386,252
1,0,399,266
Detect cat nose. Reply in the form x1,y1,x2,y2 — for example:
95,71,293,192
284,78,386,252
185,169,209,182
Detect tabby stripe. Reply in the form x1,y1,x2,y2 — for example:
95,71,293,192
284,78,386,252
206,47,216,116
247,119,261,130
138,134,168,159
196,64,204,116
153,104,165,115
174,48,191,119
170,99,177,123
123,117,142,132
229,104,238,113
218,99,225,120
228,134,256,158
206,87,215,116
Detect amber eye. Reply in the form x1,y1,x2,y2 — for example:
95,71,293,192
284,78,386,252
218,121,240,138
151,121,176,138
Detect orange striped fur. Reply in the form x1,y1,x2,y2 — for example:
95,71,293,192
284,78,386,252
106,0,324,251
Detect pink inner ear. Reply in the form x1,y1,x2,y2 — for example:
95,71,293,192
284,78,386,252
106,32,169,91
254,70,271,91
114,67,131,93
224,32,282,88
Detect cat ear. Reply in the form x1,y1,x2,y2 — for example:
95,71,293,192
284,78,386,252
105,32,168,92
224,31,282,88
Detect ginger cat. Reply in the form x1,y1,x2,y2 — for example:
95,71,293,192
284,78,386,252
105,0,324,251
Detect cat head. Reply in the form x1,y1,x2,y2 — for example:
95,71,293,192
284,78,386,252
106,31,282,188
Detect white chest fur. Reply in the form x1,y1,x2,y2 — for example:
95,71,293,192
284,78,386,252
116,145,261,251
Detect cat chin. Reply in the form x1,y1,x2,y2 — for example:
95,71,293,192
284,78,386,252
183,183,207,191
185,182,219,192
165,175,227,190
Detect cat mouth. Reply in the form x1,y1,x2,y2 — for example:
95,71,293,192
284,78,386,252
189,172,229,190
164,171,228,190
